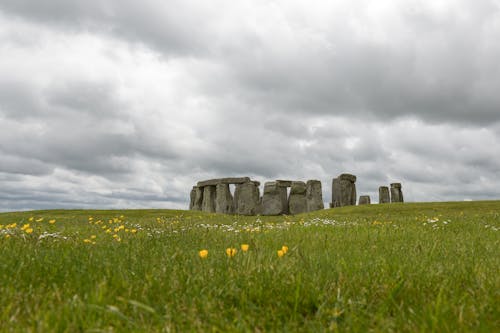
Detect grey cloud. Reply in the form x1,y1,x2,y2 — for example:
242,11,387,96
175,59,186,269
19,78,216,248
2,1,500,125
1,1,500,211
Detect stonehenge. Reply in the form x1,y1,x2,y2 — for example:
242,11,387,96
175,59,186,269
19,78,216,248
358,195,371,205
330,173,357,208
306,180,324,212
379,186,390,204
189,175,404,215
262,181,289,215
288,181,307,215
234,181,261,215
390,183,404,203
189,177,323,216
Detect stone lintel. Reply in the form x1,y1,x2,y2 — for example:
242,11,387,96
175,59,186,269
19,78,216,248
276,180,293,187
390,183,402,188
338,173,357,182
197,177,251,187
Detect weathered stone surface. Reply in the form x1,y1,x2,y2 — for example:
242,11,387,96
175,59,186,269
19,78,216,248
331,173,357,207
379,186,390,204
288,181,307,215
331,178,341,207
201,186,216,213
359,195,371,205
339,173,357,182
189,187,196,210
215,183,234,214
306,180,324,212
197,177,250,187
234,182,260,215
276,180,293,187
290,181,306,194
191,186,203,211
390,183,404,203
262,181,289,215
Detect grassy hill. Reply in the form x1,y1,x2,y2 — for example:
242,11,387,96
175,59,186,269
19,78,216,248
1,201,499,332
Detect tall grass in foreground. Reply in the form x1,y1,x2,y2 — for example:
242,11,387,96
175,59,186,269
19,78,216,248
0,201,499,332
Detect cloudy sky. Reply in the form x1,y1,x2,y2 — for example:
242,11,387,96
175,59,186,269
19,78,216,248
1,0,499,211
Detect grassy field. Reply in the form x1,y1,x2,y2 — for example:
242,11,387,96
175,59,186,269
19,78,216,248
0,201,499,332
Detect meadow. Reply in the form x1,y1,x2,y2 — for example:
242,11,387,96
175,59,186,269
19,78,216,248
0,201,498,332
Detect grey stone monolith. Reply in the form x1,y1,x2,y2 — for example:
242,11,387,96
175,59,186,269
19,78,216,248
331,173,357,207
197,177,250,187
331,178,341,207
379,186,390,204
201,185,216,213
215,183,234,214
189,187,196,210
234,182,260,215
390,183,404,203
288,181,307,215
191,186,203,211
359,195,371,205
306,180,324,212
262,181,289,215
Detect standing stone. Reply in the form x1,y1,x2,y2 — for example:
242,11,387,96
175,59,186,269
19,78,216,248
288,181,307,215
202,185,216,213
191,186,203,211
215,183,234,214
234,182,260,215
390,183,404,203
262,181,289,215
306,180,324,212
331,178,341,208
331,174,357,207
379,186,390,204
359,195,371,205
189,186,196,209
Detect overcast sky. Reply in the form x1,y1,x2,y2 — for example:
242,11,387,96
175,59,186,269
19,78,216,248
1,0,499,211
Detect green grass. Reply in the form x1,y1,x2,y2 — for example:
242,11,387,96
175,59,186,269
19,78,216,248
0,201,499,332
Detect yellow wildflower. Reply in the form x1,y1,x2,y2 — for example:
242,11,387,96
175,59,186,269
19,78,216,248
277,250,285,257
84,239,92,243
90,235,97,239
49,219,56,224
36,218,43,222
226,248,237,257
21,223,30,230
199,249,208,259
281,245,289,254
105,229,112,233
28,217,34,222
241,244,249,252
25,228,34,234
5,234,11,239
130,229,137,234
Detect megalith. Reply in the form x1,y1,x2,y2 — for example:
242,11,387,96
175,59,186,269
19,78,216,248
379,186,390,204
331,173,357,207
262,181,289,215
306,180,324,212
358,195,371,205
190,186,203,211
390,183,404,203
201,185,216,213
215,183,234,214
189,187,196,210
234,182,260,215
288,181,307,215
331,178,341,208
